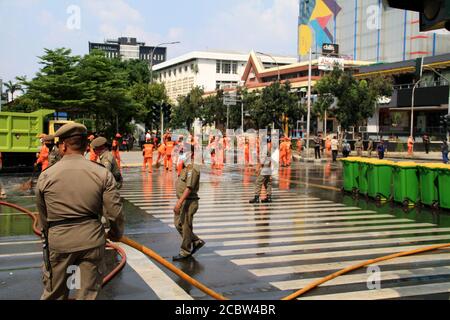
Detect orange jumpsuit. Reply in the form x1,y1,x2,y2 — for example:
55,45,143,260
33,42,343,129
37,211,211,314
325,138,331,156
112,139,121,168
157,143,166,165
143,144,154,172
408,137,414,155
36,145,49,171
286,140,292,166
244,143,250,165
279,140,289,167
89,146,98,162
164,141,176,171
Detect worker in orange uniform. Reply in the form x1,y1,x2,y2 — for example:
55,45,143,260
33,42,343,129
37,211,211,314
286,137,292,166
87,135,98,162
112,133,122,168
279,136,289,167
164,135,176,171
142,141,155,173
156,141,166,168
244,138,250,165
408,136,414,156
35,135,50,171
325,137,332,157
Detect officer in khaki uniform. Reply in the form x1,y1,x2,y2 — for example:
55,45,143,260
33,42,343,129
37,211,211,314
91,137,123,189
43,135,62,168
249,153,273,204
36,123,124,300
173,149,205,261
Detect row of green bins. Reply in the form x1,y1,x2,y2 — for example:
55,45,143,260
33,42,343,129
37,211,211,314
437,164,450,210
392,162,419,206
367,160,394,201
356,158,375,196
417,164,441,208
340,157,362,192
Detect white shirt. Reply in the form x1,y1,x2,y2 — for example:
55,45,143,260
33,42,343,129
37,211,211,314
331,139,339,151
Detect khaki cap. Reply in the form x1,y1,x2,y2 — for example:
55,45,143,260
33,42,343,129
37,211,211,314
54,123,87,139
43,134,55,142
91,137,108,149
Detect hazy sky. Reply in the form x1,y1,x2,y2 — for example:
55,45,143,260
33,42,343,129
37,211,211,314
0,0,299,82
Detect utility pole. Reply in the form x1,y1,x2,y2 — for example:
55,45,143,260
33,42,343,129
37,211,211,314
150,41,180,83
306,48,312,158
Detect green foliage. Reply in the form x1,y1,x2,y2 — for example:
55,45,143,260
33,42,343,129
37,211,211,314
12,47,168,135
314,67,393,130
172,86,204,130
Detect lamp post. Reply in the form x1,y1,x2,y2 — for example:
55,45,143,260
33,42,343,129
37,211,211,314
150,41,180,83
306,48,313,158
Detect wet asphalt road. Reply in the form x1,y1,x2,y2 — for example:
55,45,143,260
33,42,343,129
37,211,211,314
1,158,450,300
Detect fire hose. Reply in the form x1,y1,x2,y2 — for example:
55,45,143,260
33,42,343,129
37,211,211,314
2,200,450,300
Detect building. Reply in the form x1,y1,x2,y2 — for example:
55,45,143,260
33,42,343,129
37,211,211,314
357,53,450,141
152,50,297,103
88,37,167,65
298,0,450,63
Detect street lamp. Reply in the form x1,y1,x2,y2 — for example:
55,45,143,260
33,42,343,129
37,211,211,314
150,41,180,83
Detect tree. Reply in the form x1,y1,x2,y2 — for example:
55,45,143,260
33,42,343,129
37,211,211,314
314,67,393,131
201,90,227,131
3,80,23,102
172,87,203,129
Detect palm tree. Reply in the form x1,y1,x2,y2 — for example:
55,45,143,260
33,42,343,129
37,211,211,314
4,80,23,102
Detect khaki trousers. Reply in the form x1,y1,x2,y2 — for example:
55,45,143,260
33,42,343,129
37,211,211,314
41,245,105,300
255,175,272,196
174,200,200,256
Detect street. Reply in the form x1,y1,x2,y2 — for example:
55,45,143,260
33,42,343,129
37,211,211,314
1,154,450,300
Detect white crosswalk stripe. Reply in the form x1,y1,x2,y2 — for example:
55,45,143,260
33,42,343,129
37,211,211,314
121,176,450,300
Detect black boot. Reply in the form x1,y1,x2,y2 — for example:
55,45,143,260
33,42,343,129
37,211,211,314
249,196,260,204
261,196,272,203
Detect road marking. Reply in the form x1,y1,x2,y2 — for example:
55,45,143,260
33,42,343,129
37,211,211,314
200,223,434,241
272,266,450,290
0,251,41,258
250,252,450,277
0,240,41,246
121,243,193,300
215,235,450,256
155,209,375,221
231,244,441,266
206,228,450,247
298,281,450,300
176,219,415,234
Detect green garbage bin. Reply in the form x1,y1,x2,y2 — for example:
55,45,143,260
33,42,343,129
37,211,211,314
340,157,361,193
417,164,440,208
437,165,450,210
367,160,394,201
392,162,419,206
357,159,374,196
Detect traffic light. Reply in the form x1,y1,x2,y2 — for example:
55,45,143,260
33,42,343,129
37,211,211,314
440,114,450,133
415,57,424,81
387,0,450,31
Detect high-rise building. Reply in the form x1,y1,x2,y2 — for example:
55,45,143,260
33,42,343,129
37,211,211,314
298,0,450,63
88,37,167,65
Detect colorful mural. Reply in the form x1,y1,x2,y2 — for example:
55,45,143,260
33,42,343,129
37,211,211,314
298,0,342,56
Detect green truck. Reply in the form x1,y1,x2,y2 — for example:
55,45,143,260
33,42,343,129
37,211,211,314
0,109,73,169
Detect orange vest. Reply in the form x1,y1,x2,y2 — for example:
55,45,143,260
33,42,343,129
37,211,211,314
165,141,176,155
144,144,154,158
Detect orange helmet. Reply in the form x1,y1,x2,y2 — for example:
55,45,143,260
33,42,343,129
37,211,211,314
115,133,122,138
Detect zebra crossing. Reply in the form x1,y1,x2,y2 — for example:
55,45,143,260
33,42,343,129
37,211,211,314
121,171,450,300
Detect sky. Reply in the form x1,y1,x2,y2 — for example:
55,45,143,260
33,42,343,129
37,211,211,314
0,0,299,83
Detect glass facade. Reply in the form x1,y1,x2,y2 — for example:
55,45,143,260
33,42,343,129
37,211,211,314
298,0,450,63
